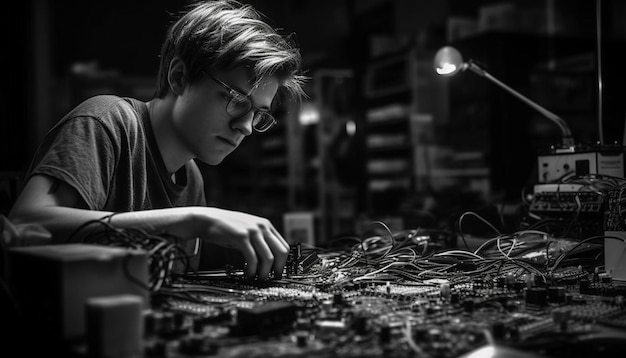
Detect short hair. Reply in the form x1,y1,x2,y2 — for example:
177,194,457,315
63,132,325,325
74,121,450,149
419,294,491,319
154,0,306,100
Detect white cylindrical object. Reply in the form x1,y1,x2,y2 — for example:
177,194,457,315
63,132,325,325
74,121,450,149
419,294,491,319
86,294,144,358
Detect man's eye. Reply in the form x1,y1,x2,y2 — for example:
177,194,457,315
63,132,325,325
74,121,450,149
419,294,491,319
231,95,249,106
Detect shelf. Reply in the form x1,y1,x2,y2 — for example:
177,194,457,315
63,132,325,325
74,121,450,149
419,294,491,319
428,167,490,178
366,133,409,149
368,178,411,192
367,158,411,175
366,103,411,123
362,46,422,216
366,146,413,157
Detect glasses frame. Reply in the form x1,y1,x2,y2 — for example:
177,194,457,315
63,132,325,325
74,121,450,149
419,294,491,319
202,71,277,133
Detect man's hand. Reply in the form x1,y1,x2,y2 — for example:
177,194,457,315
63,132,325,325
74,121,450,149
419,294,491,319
197,207,290,280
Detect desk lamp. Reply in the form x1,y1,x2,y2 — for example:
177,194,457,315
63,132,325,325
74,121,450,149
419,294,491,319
433,46,575,151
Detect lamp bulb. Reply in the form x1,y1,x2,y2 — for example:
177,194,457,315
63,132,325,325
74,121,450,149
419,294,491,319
434,46,464,76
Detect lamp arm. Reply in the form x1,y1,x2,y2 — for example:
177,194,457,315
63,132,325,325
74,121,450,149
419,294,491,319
465,61,574,148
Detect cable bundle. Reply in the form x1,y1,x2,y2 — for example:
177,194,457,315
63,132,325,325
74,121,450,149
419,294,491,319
68,215,191,292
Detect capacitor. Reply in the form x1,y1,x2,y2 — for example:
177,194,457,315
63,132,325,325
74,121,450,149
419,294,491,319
552,307,571,331
525,287,548,306
295,317,312,331
379,324,392,345
505,273,516,288
178,335,218,356
173,311,186,330
322,300,333,311
413,326,429,341
353,315,370,335
463,298,476,313
440,282,451,301
428,328,442,341
160,311,177,336
333,292,344,306
450,292,460,304
491,321,507,340
495,277,506,289
579,278,591,292
547,286,566,304
144,311,160,337
192,317,205,334
295,331,309,347
144,340,167,358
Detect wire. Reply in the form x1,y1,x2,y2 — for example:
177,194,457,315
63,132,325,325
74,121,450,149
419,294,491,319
549,235,625,273
457,211,502,251
68,215,193,292
404,319,429,357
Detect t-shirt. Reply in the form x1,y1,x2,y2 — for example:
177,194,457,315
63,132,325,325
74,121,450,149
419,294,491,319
27,95,206,211
25,94,206,269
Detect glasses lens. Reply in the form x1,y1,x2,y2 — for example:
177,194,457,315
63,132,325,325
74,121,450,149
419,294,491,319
253,112,276,132
226,94,252,118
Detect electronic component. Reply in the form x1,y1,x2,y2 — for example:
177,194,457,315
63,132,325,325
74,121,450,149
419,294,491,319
605,182,626,231
529,183,605,214
297,252,320,273
9,226,626,358
537,147,624,183
234,301,298,335
595,182,626,286
85,294,144,358
603,231,626,286
6,244,149,347
286,243,320,275
527,183,607,237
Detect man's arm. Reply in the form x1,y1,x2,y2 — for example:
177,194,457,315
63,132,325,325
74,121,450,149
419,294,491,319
9,174,289,279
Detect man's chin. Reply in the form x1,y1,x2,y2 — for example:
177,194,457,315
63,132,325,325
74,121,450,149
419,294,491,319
198,154,227,166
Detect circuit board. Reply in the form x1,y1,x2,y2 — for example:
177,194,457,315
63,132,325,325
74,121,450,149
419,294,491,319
142,230,626,358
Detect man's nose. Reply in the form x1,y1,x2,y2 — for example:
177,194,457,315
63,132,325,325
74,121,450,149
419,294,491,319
231,111,254,136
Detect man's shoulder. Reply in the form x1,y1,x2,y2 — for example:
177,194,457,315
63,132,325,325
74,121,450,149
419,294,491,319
69,95,136,118
61,95,145,132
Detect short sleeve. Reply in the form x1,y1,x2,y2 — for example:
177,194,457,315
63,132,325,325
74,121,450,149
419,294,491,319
29,116,118,210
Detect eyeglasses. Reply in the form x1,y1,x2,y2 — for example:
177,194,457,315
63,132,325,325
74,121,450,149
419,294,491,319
203,71,276,132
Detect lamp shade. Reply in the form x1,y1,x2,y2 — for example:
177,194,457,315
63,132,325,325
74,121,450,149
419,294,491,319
434,46,464,76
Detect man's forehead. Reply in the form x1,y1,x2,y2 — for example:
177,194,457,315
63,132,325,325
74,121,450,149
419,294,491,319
222,68,277,95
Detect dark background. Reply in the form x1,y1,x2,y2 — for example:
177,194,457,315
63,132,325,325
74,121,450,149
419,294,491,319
3,0,626,239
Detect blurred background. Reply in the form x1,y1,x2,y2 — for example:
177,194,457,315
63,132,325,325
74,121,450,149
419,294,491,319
2,0,626,245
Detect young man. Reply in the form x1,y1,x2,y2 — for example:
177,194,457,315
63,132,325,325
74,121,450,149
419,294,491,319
8,0,307,280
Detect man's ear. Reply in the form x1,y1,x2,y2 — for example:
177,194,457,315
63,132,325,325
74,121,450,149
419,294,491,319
167,57,187,95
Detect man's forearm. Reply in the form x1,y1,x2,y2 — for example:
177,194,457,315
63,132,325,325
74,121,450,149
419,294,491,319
9,206,202,244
